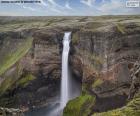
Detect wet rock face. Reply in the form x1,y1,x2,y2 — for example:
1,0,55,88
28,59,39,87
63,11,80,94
70,22,140,112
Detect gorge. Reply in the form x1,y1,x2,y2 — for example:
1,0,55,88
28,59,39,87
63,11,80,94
0,15,140,116
25,32,80,116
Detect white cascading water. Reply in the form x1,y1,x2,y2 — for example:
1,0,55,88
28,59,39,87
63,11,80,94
60,32,71,109
25,32,81,116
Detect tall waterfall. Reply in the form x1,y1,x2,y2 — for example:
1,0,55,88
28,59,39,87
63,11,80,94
60,32,71,109
25,32,81,116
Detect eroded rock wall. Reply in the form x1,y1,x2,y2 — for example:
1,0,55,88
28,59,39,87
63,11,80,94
69,21,140,114
0,29,63,109
0,16,140,115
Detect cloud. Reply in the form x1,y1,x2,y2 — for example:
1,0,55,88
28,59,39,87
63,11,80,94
48,0,57,6
23,6,36,11
16,3,37,12
80,0,96,7
48,0,63,9
36,0,63,14
45,0,66,13
0,0,138,16
65,1,72,10
39,0,47,6
96,0,138,15
98,0,123,12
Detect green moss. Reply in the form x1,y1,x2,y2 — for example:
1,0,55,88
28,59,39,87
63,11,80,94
116,23,126,34
0,37,33,76
63,93,95,116
82,83,93,95
92,79,103,88
0,37,33,95
0,76,15,94
0,63,23,94
82,84,88,94
93,94,140,116
72,32,79,44
17,74,36,87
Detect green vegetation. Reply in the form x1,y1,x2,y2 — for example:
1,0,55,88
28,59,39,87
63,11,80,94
116,23,126,34
0,15,140,32
17,74,36,87
0,74,16,94
72,32,79,44
0,68,35,96
0,20,49,32
82,83,91,95
0,37,33,76
86,22,105,29
63,93,95,116
81,22,104,32
0,63,22,94
93,94,140,116
0,18,69,32
92,79,103,88
0,37,33,95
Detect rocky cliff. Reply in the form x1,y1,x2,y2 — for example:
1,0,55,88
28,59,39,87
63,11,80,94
66,17,140,115
0,15,140,116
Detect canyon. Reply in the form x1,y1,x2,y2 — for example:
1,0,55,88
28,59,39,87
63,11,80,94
0,15,140,116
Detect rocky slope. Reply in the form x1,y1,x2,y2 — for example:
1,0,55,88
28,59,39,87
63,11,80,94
0,107,24,116
66,16,140,115
0,15,140,116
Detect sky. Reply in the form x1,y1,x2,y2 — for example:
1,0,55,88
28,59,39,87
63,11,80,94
0,0,140,16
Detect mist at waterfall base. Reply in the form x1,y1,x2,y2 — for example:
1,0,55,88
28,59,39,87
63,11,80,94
25,32,81,116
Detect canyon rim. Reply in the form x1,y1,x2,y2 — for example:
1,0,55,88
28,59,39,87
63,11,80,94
0,15,140,116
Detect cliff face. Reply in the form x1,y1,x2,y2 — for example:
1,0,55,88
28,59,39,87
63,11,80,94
0,16,140,115
0,29,64,109
69,21,140,113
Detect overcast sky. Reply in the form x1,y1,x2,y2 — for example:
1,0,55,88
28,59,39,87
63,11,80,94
0,0,140,16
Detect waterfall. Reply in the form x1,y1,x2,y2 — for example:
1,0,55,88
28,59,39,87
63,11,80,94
25,32,81,116
60,32,71,109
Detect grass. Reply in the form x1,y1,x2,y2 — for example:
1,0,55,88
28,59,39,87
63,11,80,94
80,22,106,32
0,37,33,76
0,15,139,32
116,23,126,34
92,79,103,88
72,32,79,44
63,93,95,116
0,18,69,32
93,94,140,116
0,75,16,94
17,74,36,87
0,68,35,95
0,63,23,94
